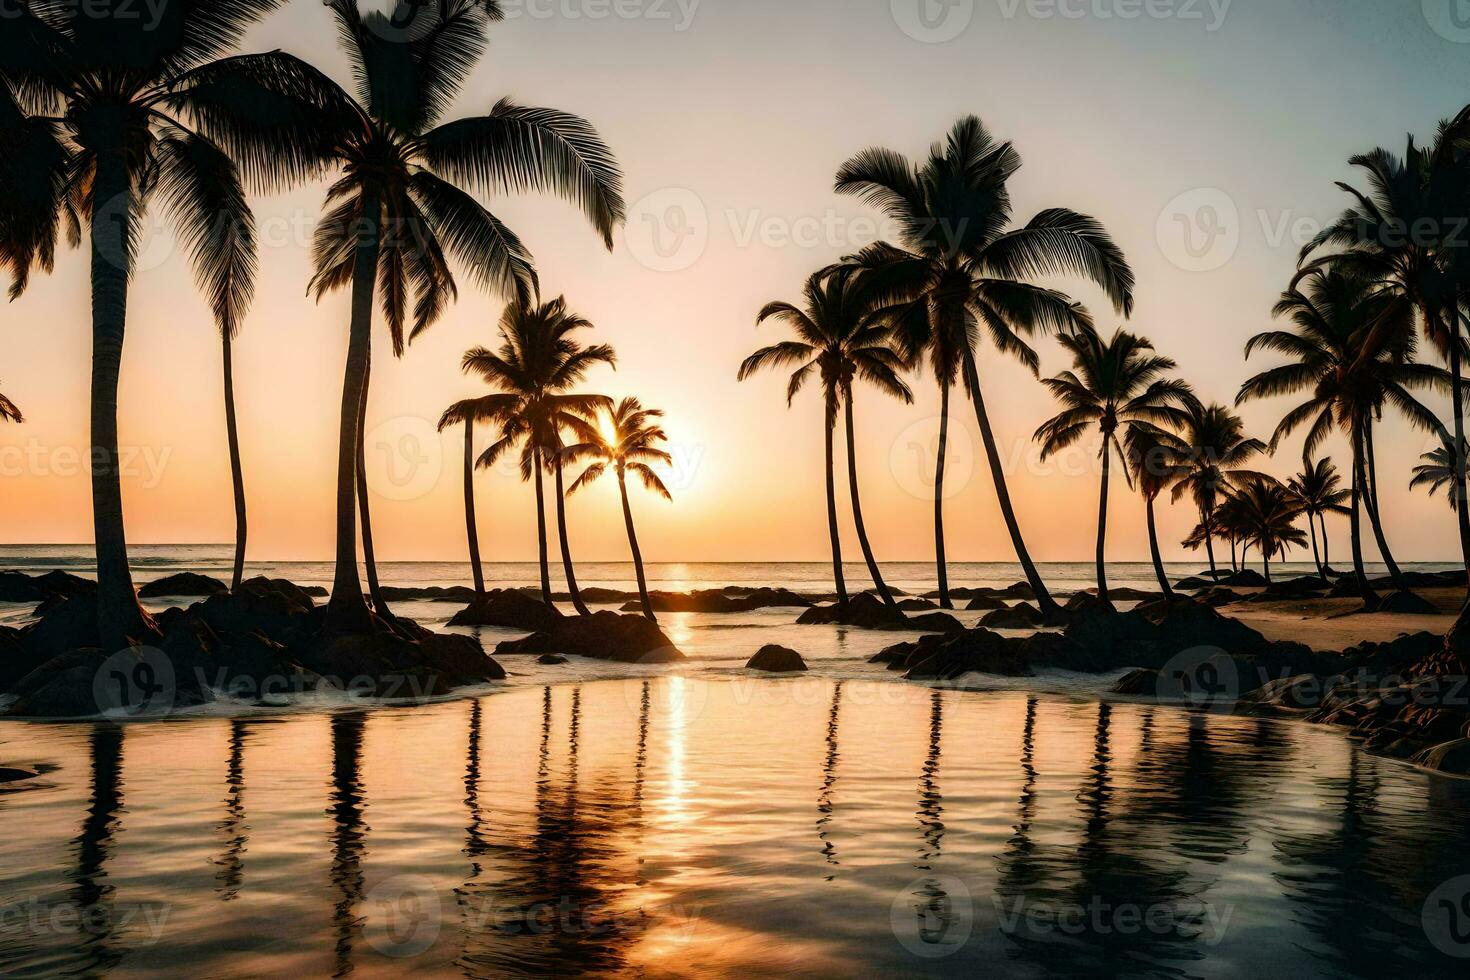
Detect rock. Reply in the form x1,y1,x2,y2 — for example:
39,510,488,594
448,590,563,632
496,611,686,664
237,577,320,609
1245,674,1326,710
138,573,229,598
19,593,102,662
1412,739,1470,777
635,588,814,613
4,650,109,717
538,654,568,665
797,593,956,632
903,628,1033,681
965,595,1008,611
978,603,1042,630
0,570,97,603
1112,669,1159,696
1000,582,1037,600
1080,587,1160,602
379,585,479,603
1374,591,1440,615
747,645,808,673
0,767,38,784
868,642,914,669
0,625,47,694
1250,577,1329,602
897,598,940,612
1174,576,1215,591
1220,570,1269,587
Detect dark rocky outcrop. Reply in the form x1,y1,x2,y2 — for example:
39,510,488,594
138,573,229,598
448,590,563,632
747,645,808,673
495,611,686,664
978,603,1043,630
380,585,479,603
538,654,568,665
798,593,962,633
965,595,1008,611
626,588,814,614
1373,591,1440,615
0,570,96,603
897,598,940,612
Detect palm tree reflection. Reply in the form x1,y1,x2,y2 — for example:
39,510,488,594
66,724,126,975
816,681,843,873
328,712,368,977
215,719,250,901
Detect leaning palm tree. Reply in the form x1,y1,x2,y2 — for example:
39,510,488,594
564,398,673,622
1170,404,1268,582
739,266,912,610
1239,265,1453,599
1125,423,1190,601
1287,458,1351,581
183,0,624,633
1231,479,1309,584
835,116,1134,618
467,298,614,616
1034,328,1195,603
1411,440,1470,511
439,396,516,598
0,2,290,646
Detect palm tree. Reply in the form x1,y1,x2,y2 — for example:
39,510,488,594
1125,423,1190,601
564,398,673,622
1231,479,1308,584
1034,328,1195,603
1303,119,1470,580
1411,439,1470,511
834,116,1134,618
184,0,624,634
1170,404,1268,582
1287,458,1351,581
739,266,912,610
466,298,614,616
1239,265,1453,598
439,396,516,598
0,2,291,647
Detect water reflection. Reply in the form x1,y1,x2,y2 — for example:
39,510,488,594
68,724,126,975
816,681,842,873
329,712,368,977
215,719,249,901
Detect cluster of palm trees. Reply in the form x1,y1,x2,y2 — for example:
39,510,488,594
748,108,1470,610
0,1,636,646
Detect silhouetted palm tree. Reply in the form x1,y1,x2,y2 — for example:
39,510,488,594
439,396,517,597
186,0,624,633
1170,404,1267,582
740,266,912,609
1411,440,1470,511
1239,265,1452,597
835,116,1134,617
1125,423,1190,600
1288,458,1351,581
0,1,289,645
467,298,614,616
565,398,673,622
1035,327,1194,602
1231,479,1308,584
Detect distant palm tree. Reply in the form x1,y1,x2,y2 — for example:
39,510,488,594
1412,440,1470,511
1303,120,1470,580
1170,404,1268,582
466,299,614,616
188,0,624,633
0,1,289,646
439,396,517,598
835,116,1134,617
0,390,22,424
1239,265,1452,598
1231,479,1308,584
1182,514,1234,574
740,267,912,610
1287,458,1351,581
565,398,673,622
1125,423,1190,601
1034,328,1194,603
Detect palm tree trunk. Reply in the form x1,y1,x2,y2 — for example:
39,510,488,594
1094,435,1111,603
553,449,591,616
355,351,388,617
326,189,381,635
617,468,655,622
462,422,484,597
823,398,849,610
1319,512,1332,571
88,147,155,648
1201,500,1219,579
1262,547,1271,584
1146,495,1175,602
1448,310,1470,586
934,378,952,609
1349,440,1378,602
1229,535,1238,573
962,349,1057,615
844,393,895,607
1360,422,1407,591
222,332,247,593
533,448,553,607
1307,509,1325,583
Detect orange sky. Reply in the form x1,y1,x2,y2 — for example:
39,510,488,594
2,1,1468,563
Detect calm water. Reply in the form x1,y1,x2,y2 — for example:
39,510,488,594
4,549,1470,976
3,681,1470,977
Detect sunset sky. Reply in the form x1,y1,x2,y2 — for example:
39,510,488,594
3,0,1469,563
